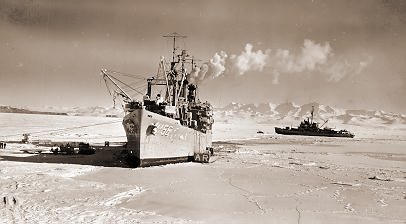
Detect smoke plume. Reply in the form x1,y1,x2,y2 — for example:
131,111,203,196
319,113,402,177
323,56,373,82
188,51,227,84
269,39,332,83
271,39,331,73
188,39,370,84
209,51,228,78
231,43,269,75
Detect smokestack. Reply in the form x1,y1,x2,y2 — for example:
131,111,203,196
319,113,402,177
187,84,197,102
181,79,188,98
147,78,154,97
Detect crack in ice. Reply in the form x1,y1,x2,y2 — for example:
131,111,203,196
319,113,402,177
227,177,266,214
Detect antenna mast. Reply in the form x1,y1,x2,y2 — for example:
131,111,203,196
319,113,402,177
311,106,315,124
163,32,187,63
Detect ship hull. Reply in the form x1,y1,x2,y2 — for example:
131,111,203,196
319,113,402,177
275,127,354,138
123,108,212,167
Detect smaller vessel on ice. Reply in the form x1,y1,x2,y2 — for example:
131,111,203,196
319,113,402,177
275,106,354,138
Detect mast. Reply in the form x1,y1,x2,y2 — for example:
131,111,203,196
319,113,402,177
163,32,187,63
310,106,314,124
320,119,328,128
162,32,187,106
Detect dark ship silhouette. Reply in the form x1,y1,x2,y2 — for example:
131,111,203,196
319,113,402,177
102,33,214,167
275,106,354,138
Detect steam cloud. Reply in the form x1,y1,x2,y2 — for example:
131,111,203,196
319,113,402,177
271,39,331,73
231,43,269,75
188,52,227,84
188,39,371,84
323,56,373,82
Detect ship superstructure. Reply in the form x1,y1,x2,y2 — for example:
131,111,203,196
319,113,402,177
102,33,214,166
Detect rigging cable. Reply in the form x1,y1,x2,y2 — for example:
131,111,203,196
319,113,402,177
109,75,145,96
108,70,147,80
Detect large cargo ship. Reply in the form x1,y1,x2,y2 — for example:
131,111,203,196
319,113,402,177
102,33,214,167
275,106,354,138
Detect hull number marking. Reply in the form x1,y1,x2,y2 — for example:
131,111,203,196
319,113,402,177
154,122,174,136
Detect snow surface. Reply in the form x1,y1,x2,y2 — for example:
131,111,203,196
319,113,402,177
0,110,405,223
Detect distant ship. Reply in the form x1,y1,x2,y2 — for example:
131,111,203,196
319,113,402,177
102,33,214,167
275,106,354,138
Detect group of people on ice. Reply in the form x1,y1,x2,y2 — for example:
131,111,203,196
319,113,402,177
0,142,6,149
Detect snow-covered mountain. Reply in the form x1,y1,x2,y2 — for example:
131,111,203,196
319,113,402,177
216,102,406,127
66,106,124,117
0,105,68,116
21,106,125,117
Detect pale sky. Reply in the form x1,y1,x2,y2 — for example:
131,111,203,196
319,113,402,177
0,0,405,113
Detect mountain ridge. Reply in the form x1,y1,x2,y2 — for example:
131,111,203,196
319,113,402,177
0,106,68,116
217,102,406,126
